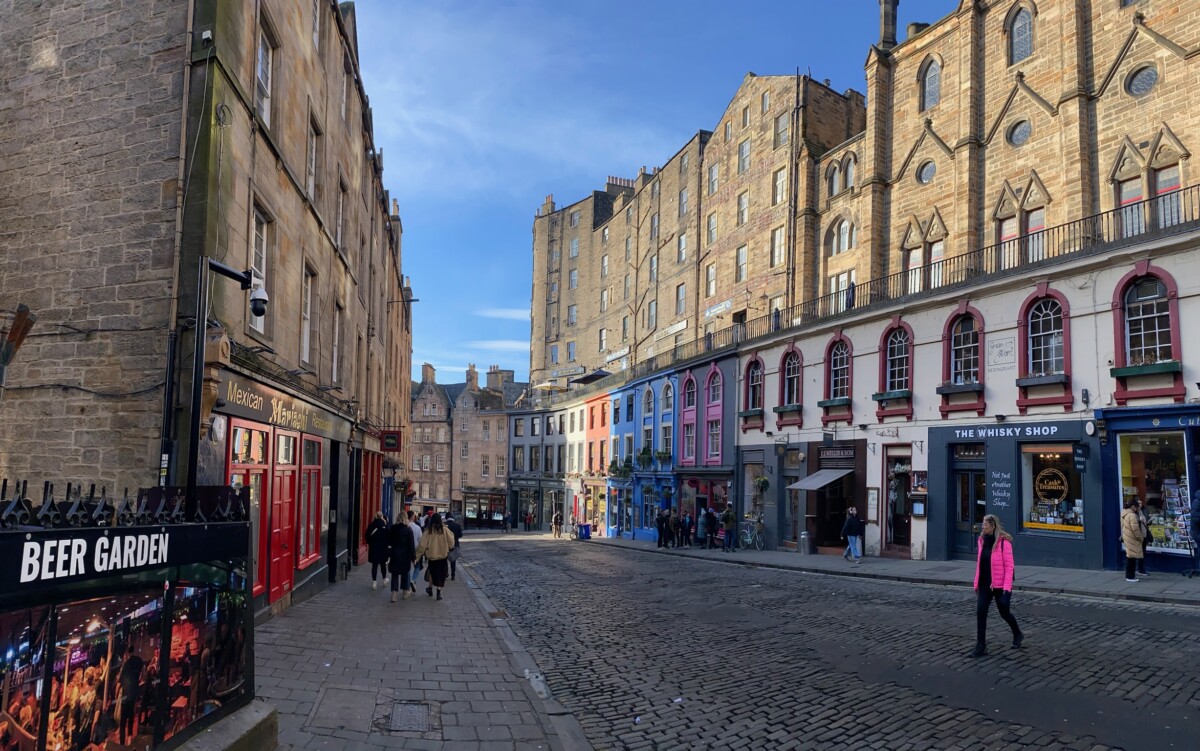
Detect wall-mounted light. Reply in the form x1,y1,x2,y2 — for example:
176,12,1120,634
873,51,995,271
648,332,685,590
858,424,868,431
995,414,1007,423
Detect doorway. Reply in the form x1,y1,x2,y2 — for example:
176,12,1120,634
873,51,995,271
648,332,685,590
952,444,987,557
886,455,912,547
270,430,299,603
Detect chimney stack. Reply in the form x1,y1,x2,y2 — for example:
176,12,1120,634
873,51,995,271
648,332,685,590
421,363,436,384
465,363,479,391
486,364,513,390
879,0,899,50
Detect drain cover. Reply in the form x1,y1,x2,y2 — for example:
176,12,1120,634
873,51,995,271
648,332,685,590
390,702,432,732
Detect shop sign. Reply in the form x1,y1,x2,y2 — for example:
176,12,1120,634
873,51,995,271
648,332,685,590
952,423,1062,439
704,299,732,318
1073,444,1089,471
1034,468,1069,503
653,319,688,341
605,346,630,363
2,523,249,596
986,337,1016,374
223,374,351,441
552,366,586,377
818,446,855,461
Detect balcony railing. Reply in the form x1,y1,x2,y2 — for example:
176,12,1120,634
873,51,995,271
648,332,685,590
524,186,1200,413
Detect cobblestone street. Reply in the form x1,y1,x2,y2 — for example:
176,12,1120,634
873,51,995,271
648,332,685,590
464,536,1200,751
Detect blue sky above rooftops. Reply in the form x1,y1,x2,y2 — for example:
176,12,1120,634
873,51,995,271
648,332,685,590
353,0,955,383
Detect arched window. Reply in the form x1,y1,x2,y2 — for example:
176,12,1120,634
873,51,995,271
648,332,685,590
643,388,653,414
828,165,840,197
1009,8,1033,65
662,383,674,412
745,360,763,410
684,377,696,408
921,59,941,111
828,220,855,255
828,342,850,399
1124,277,1172,366
951,315,980,384
1027,298,1064,375
885,328,911,391
782,352,801,406
707,371,722,404
843,156,856,190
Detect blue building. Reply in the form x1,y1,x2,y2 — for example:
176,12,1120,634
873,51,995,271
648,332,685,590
630,371,679,541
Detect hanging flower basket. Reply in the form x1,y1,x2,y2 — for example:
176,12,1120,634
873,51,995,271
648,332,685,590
753,476,770,494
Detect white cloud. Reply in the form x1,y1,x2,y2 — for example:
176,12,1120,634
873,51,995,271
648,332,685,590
476,308,529,321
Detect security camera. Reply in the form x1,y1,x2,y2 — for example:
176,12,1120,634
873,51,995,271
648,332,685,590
249,286,269,317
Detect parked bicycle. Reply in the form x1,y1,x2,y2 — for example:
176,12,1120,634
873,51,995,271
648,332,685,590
739,513,766,551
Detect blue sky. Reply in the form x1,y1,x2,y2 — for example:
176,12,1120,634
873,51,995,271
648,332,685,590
353,0,955,384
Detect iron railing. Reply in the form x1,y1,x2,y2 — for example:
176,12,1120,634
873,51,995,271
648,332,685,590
526,186,1200,413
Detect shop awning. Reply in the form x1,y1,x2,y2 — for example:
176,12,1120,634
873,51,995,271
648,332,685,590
786,468,854,491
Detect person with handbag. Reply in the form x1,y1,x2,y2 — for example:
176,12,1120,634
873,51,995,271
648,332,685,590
970,514,1023,658
414,513,454,601
1121,498,1145,583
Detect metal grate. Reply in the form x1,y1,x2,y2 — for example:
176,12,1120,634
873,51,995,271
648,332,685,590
389,702,432,732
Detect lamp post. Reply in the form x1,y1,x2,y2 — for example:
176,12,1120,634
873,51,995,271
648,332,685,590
185,257,267,511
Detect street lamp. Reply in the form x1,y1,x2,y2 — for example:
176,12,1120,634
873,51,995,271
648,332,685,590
185,257,268,511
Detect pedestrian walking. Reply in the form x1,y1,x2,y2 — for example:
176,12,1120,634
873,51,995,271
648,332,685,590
415,513,454,600
672,510,684,548
1121,498,1145,583
705,507,719,550
696,509,707,548
841,505,864,564
721,503,737,553
656,509,667,548
445,512,463,581
365,511,390,589
1136,498,1152,576
407,510,423,593
524,511,534,531
682,512,694,548
552,510,564,538
387,512,415,602
971,514,1022,658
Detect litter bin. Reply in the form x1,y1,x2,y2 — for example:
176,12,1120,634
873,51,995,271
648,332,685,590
579,523,591,540
798,531,812,555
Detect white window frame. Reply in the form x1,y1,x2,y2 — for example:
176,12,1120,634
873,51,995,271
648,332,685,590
250,208,269,333
300,267,313,363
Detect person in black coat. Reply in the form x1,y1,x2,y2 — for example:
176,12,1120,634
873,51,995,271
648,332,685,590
445,513,464,581
841,504,865,563
388,514,416,602
366,512,390,589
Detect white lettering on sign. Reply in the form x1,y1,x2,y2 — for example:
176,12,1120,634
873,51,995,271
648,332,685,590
989,471,1013,508
953,424,1060,440
18,533,170,584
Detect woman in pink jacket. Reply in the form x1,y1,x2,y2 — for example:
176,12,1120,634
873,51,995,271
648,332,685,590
971,514,1023,657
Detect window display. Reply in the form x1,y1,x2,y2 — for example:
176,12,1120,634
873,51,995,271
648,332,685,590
1118,432,1193,555
1021,444,1084,533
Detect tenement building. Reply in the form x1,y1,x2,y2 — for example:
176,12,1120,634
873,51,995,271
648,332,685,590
409,364,527,525
0,0,415,614
518,0,1200,573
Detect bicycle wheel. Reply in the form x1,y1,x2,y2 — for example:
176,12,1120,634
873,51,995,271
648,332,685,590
739,528,752,550
754,530,765,551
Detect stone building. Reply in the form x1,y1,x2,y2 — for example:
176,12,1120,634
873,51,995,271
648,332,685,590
410,364,453,509
0,0,414,612
515,0,1200,573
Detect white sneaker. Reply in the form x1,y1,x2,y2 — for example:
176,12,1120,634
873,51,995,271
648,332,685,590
1125,577,1139,582
371,581,377,590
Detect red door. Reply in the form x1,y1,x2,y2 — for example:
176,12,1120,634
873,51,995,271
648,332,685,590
228,419,271,598
270,430,299,603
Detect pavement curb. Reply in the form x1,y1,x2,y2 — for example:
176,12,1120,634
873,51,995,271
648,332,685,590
588,539,1200,608
461,565,594,751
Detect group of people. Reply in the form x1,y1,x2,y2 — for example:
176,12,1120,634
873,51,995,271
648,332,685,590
365,509,462,602
649,505,739,552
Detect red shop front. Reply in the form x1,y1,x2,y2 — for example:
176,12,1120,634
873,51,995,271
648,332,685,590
218,374,352,609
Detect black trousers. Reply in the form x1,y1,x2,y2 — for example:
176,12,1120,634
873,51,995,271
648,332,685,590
976,588,1020,645
390,569,411,593
371,562,385,580
1125,556,1141,579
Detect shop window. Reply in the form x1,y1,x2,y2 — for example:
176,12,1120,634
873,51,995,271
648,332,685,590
229,421,269,595
1118,432,1193,554
1021,445,1083,533
298,438,322,567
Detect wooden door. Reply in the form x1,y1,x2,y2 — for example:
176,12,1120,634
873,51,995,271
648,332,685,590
270,430,299,603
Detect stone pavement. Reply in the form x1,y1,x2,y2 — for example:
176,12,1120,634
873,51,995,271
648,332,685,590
254,559,592,751
584,533,1200,606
